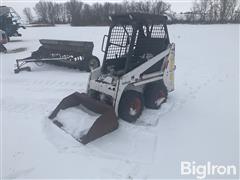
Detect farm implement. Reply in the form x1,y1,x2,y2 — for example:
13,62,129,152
14,39,100,73
48,13,176,144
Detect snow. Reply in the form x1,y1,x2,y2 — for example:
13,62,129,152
1,24,239,179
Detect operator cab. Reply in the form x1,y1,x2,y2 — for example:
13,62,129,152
101,13,170,76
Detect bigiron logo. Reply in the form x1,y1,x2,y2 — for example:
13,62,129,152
181,161,238,179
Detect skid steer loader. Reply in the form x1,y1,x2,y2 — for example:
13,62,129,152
49,13,176,144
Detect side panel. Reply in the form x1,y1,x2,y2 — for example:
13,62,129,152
163,43,175,92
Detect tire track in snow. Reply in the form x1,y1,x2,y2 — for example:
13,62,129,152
4,78,87,89
2,102,51,114
42,112,158,164
101,161,141,179
4,168,35,179
2,97,56,114
172,73,219,110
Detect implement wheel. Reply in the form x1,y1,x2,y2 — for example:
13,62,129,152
144,80,168,109
86,56,100,72
119,90,144,123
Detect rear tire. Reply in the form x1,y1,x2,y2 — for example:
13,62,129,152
0,44,7,53
118,90,144,123
26,67,31,72
86,56,100,72
144,80,168,109
14,69,19,73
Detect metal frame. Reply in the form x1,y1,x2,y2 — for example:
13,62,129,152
88,43,175,116
101,13,170,76
87,13,175,116
14,57,69,73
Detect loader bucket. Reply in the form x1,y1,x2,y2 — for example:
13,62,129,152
49,92,118,144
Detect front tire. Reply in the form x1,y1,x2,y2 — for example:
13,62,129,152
118,90,144,123
0,45,7,53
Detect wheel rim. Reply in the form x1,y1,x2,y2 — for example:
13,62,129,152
155,90,166,106
129,98,141,116
89,58,99,70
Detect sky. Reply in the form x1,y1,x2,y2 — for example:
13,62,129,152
1,0,194,19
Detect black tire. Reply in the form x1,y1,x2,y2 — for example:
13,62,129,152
144,80,168,109
118,90,144,123
26,67,31,72
3,48,7,54
86,56,100,72
14,69,19,74
0,44,7,53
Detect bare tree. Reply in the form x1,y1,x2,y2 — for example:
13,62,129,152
23,7,34,23
219,0,228,22
54,3,68,24
47,2,56,25
152,0,171,15
34,1,49,23
219,0,238,22
66,0,84,26
233,4,240,23
192,0,209,22
32,0,240,25
186,0,239,24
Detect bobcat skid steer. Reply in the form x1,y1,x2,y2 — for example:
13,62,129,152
49,13,176,144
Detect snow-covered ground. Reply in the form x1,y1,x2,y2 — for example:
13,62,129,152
1,24,239,179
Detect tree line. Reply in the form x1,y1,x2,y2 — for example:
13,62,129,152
23,0,240,25
177,0,240,24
